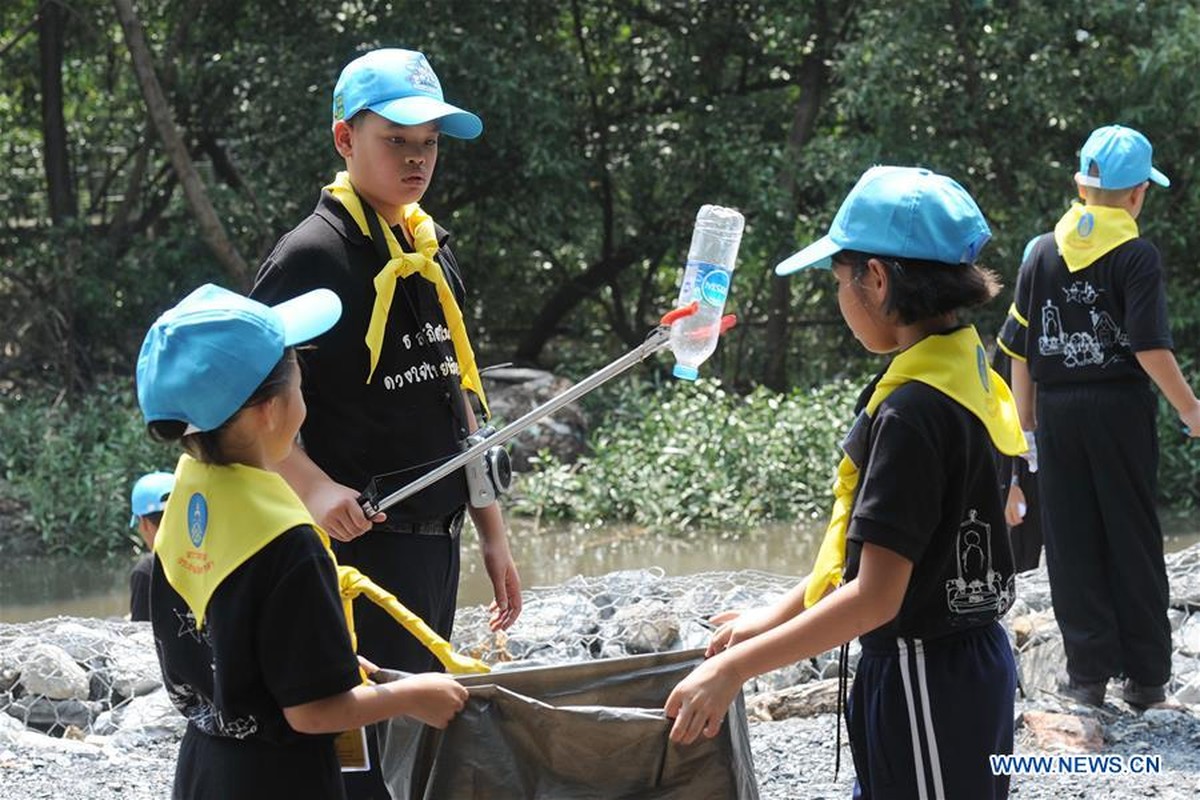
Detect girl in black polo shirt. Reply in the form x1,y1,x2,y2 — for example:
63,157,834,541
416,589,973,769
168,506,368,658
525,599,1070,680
136,284,466,799
667,167,1024,800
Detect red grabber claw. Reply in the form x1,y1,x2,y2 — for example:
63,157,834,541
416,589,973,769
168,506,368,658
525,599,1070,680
660,301,699,326
718,314,737,335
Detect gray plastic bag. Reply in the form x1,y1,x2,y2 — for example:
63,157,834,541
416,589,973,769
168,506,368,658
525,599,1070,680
378,649,760,799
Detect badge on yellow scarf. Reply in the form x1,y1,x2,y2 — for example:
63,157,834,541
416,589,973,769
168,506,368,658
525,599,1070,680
1054,202,1139,272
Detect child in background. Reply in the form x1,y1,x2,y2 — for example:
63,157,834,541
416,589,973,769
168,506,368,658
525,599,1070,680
128,470,174,621
136,283,466,799
990,237,1044,573
666,166,1024,800
1000,124,1200,707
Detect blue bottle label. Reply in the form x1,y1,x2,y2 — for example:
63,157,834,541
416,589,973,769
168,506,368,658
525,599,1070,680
687,261,731,307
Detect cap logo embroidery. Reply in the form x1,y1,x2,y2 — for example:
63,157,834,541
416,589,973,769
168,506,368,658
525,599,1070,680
333,94,345,121
408,57,441,96
187,493,209,548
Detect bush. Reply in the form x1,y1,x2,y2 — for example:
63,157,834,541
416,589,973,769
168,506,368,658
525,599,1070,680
0,384,175,557
509,378,862,530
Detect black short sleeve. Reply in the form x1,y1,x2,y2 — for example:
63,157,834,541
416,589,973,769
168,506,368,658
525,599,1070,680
257,531,361,709
1121,243,1173,352
848,405,946,564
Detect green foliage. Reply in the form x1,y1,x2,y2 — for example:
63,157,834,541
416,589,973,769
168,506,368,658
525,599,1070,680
510,377,860,530
1159,353,1200,509
0,384,175,556
9,0,1200,554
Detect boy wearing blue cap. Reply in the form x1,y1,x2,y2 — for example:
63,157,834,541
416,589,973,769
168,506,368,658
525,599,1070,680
250,47,520,798
667,167,1023,799
999,124,1200,708
137,283,467,799
128,470,174,621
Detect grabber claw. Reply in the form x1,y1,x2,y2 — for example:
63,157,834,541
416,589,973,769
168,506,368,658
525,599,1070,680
660,301,699,326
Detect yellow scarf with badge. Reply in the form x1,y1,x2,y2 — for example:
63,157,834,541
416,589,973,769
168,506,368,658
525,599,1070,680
1054,202,1139,272
155,453,489,673
324,172,489,417
156,454,321,629
803,326,1026,608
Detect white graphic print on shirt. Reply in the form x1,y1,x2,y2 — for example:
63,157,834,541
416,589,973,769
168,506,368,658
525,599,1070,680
945,509,1014,621
1037,281,1128,369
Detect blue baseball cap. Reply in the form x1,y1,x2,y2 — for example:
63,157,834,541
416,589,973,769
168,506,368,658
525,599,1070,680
129,471,175,527
776,166,992,274
1075,124,1169,190
332,48,482,139
136,284,342,433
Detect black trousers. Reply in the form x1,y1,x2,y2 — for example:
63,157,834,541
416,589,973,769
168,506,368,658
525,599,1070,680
332,518,463,800
848,623,1015,800
1036,381,1171,686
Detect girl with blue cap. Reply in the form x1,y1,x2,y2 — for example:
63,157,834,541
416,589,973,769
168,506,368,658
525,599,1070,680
667,167,1025,800
136,283,466,799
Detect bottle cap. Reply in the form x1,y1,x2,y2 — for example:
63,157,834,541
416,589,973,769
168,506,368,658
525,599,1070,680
672,364,699,381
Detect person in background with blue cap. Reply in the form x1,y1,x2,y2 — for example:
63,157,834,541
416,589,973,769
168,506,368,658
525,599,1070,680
998,124,1200,709
127,470,174,622
667,166,1024,800
137,283,466,799
250,47,520,798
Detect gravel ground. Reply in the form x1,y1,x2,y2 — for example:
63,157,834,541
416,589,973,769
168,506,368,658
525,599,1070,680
3,702,1198,799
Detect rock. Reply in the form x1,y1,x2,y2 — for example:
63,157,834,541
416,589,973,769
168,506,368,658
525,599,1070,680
108,688,185,748
1178,614,1200,656
1008,609,1057,650
481,368,587,470
746,679,841,721
5,695,99,731
1166,547,1200,610
18,643,89,701
1014,568,1054,612
1018,710,1104,752
0,648,20,693
1016,632,1066,701
1174,671,1200,705
608,601,679,654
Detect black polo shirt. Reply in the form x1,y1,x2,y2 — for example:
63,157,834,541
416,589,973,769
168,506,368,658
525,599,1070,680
999,233,1172,386
251,192,470,521
151,526,361,798
843,379,1015,646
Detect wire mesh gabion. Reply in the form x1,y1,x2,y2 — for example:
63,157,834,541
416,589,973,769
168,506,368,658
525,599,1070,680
0,568,842,742
451,568,844,693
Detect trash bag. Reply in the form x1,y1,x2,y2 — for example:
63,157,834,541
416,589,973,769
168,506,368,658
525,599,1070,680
377,649,760,799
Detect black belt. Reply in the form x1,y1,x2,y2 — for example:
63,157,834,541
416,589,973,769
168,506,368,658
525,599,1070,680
376,510,465,538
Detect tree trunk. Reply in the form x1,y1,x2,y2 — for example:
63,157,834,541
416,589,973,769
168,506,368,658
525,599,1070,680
111,0,250,286
39,0,75,223
763,51,829,391
38,0,83,396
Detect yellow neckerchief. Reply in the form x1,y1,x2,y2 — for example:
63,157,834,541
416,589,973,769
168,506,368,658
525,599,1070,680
1054,202,1139,273
324,172,489,416
156,454,323,629
803,326,1026,608
156,454,488,675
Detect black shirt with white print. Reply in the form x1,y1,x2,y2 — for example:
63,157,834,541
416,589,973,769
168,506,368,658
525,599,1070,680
843,378,1015,647
999,233,1172,386
251,191,471,521
150,526,361,798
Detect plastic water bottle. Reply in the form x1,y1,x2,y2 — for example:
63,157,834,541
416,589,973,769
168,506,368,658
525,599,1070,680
670,205,744,380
